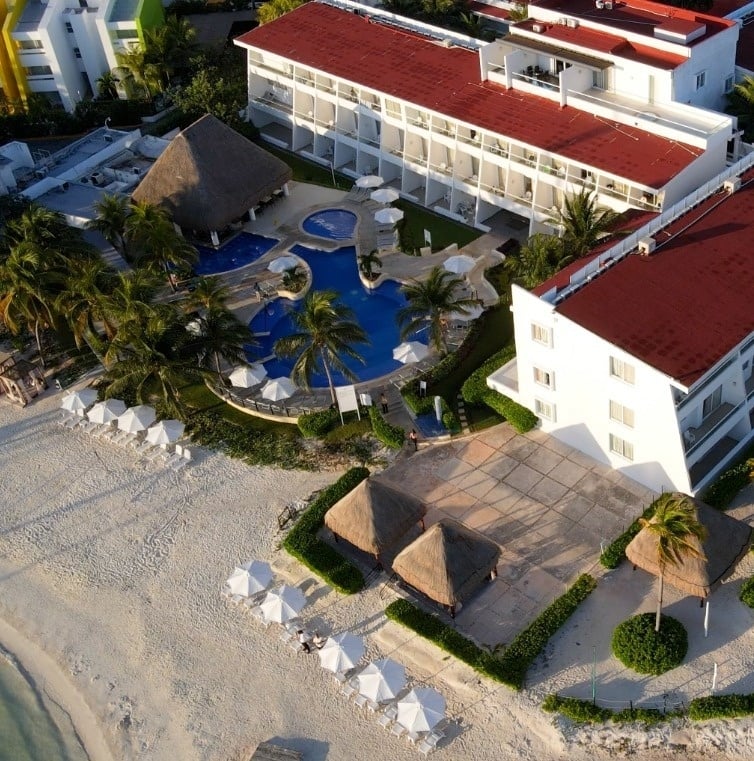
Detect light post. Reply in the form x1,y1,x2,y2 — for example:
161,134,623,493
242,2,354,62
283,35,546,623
329,160,336,188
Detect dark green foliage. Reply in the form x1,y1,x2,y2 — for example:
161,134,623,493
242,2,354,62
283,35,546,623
368,406,405,449
612,613,687,675
689,694,754,721
611,707,667,726
282,467,368,594
600,499,660,569
480,390,537,433
442,407,461,434
541,694,611,723
701,442,754,508
297,408,339,438
739,577,754,608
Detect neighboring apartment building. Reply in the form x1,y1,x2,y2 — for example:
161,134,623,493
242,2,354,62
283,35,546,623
235,0,738,236
488,155,754,496
0,0,163,112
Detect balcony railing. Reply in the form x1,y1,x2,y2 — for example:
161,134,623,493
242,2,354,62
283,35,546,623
405,154,427,167
684,402,738,455
254,94,293,114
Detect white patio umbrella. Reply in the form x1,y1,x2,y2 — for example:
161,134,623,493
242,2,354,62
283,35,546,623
146,419,185,446
268,255,299,273
393,341,429,364
260,584,307,624
60,388,98,415
262,377,296,401
87,398,127,424
186,317,203,336
370,188,400,204
356,658,406,703
449,304,484,322
318,632,365,674
355,174,384,188
226,560,273,597
117,404,156,433
229,364,267,388
374,207,404,225
443,254,476,275
396,687,446,733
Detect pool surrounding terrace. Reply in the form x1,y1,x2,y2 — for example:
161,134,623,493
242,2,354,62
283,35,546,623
194,233,279,275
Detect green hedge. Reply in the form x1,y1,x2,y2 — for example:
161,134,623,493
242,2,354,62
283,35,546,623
282,467,369,594
600,498,660,569
479,389,538,433
740,576,754,608
689,694,754,721
612,613,687,675
297,408,339,438
368,406,405,449
542,695,667,726
701,444,754,508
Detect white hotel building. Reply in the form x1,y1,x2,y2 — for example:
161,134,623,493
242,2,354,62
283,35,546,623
235,0,740,236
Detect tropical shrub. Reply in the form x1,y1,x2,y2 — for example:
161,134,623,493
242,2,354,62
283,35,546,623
739,576,754,608
368,405,405,449
480,390,537,433
542,695,611,723
612,613,687,675
688,694,754,720
701,444,754,508
600,499,660,569
297,408,338,438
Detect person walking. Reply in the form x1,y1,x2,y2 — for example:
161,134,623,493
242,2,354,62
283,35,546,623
409,429,418,451
380,392,389,414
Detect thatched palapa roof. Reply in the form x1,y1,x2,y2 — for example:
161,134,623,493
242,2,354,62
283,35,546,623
625,493,752,598
324,477,426,556
392,520,500,607
131,114,292,232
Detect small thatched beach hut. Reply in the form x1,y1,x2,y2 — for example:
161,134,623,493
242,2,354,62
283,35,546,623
392,520,500,615
131,113,292,245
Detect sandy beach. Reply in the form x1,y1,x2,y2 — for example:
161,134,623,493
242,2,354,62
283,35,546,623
1,389,753,761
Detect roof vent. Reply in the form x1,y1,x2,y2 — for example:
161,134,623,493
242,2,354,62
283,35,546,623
532,23,545,33
565,18,579,28
638,237,656,256
723,178,741,194
439,38,453,48
90,172,104,185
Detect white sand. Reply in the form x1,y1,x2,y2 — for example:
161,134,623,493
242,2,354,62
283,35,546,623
0,389,750,761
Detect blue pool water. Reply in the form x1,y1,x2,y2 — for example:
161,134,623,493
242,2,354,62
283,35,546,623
302,209,357,240
248,243,420,386
415,413,448,438
193,232,278,275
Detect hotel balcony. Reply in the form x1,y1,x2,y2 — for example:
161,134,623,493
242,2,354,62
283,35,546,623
683,402,737,455
254,93,293,115
689,434,742,489
487,357,519,398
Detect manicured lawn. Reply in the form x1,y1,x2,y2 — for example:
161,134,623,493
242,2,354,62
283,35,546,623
258,143,353,190
394,199,481,252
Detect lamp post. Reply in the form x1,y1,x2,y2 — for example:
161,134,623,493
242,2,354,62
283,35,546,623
329,160,336,188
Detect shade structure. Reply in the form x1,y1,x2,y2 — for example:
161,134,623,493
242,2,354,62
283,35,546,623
229,364,267,388
374,207,404,225
87,398,127,424
260,584,307,623
356,658,406,703
370,188,400,204
324,476,427,556
443,254,476,274
267,255,299,273
318,632,364,674
393,341,429,364
261,377,296,401
146,419,185,446
226,560,273,597
392,520,501,607
396,687,445,733
625,493,752,598
117,405,157,433
355,174,384,188
449,304,484,322
61,388,98,414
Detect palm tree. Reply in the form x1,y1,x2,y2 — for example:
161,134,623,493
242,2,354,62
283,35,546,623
274,290,368,405
95,71,118,100
87,194,131,259
358,250,382,283
186,307,253,379
507,2,529,22
547,188,621,259
504,233,573,289
639,494,707,632
145,16,198,87
101,269,163,349
257,0,304,24
116,44,160,99
185,276,230,312
397,266,478,354
729,75,754,140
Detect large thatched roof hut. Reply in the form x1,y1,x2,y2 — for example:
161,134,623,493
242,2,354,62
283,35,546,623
324,477,426,562
131,114,292,243
392,520,500,611
625,493,752,598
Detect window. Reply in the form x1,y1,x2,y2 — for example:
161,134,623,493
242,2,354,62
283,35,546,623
702,386,722,418
724,75,734,93
535,399,555,420
115,30,139,40
609,400,635,428
24,65,53,77
609,356,635,384
74,47,81,59
17,40,43,51
531,323,551,346
65,21,73,33
533,367,553,388
695,71,706,90
609,433,634,461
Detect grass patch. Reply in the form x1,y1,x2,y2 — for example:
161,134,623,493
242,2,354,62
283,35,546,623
393,199,482,252
257,144,353,190
612,614,687,675
599,498,660,569
323,417,372,443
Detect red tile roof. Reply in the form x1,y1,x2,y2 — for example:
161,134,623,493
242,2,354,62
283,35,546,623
236,4,702,188
556,169,754,387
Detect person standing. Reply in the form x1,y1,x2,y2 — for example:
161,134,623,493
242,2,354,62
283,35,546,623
409,429,418,451
380,392,389,414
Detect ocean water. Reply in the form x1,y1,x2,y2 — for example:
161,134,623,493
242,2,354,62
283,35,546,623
0,651,89,761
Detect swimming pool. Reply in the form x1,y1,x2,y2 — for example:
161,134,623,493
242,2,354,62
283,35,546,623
247,244,421,386
302,209,357,240
193,233,279,275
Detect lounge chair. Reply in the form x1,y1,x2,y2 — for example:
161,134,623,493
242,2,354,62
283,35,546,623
168,447,193,472
354,694,368,709
341,683,356,699
390,723,407,739
377,713,393,729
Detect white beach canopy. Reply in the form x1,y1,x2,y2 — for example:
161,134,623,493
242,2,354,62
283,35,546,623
370,188,400,204
87,398,127,424
318,632,364,674
443,254,476,274
393,341,429,364
146,419,185,446
260,584,307,623
396,687,446,733
117,405,157,433
355,174,384,188
262,377,296,401
356,658,406,703
268,255,299,273
60,388,98,414
229,364,267,388
226,560,273,597
374,207,404,225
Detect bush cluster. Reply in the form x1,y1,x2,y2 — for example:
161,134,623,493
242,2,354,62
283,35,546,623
297,408,339,438
611,613,687,675
480,390,538,433
282,467,369,594
701,443,754,508
739,576,754,608
688,694,754,721
368,406,405,449
542,695,667,726
600,499,660,569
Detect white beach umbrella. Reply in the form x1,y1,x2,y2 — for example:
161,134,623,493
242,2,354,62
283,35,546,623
355,174,384,188
60,388,98,414
318,632,365,674
226,560,273,597
229,364,267,388
87,398,127,424
146,419,185,446
370,188,399,204
393,341,429,364
443,254,476,275
356,658,406,703
117,404,157,433
449,304,484,322
260,584,307,623
374,207,404,225
186,317,203,336
396,687,446,733
261,377,296,401
267,255,299,273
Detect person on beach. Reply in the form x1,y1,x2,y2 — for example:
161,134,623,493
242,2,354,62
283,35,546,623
409,429,418,451
297,629,311,653
312,631,327,650
380,393,389,414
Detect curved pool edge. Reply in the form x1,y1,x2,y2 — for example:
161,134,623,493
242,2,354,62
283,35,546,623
299,207,360,242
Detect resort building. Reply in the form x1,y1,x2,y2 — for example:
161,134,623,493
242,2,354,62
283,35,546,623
0,0,163,111
488,155,754,496
235,0,738,236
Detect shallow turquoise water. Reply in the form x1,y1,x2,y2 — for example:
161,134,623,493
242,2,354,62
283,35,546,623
0,652,89,761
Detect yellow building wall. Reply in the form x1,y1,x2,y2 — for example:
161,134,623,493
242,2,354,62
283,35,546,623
1,0,30,106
